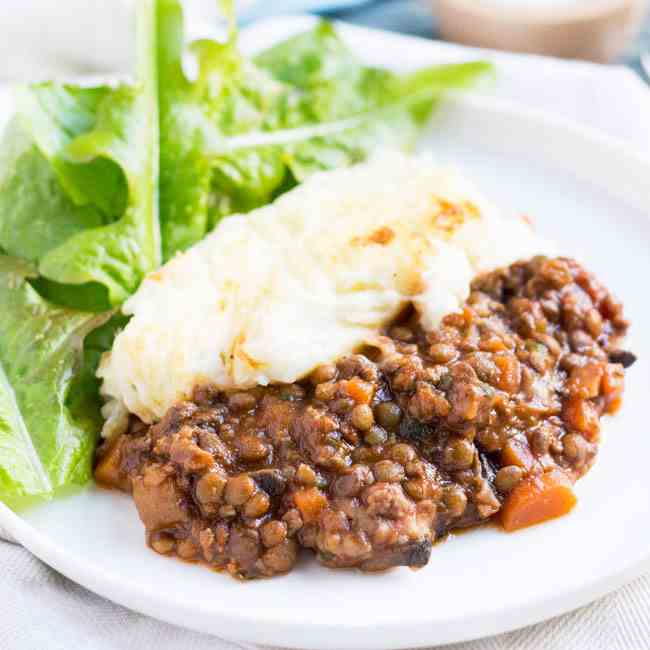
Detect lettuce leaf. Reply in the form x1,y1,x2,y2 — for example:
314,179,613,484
0,256,111,508
0,1,157,508
156,1,491,259
0,119,105,265
0,0,160,307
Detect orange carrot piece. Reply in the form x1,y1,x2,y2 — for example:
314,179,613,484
562,397,600,441
501,470,576,532
294,487,328,523
341,379,374,404
602,364,625,414
494,355,521,393
501,438,534,469
567,362,603,399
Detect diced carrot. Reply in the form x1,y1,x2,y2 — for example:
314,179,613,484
602,364,625,414
567,363,603,399
606,397,623,415
341,378,374,404
480,337,507,353
293,487,328,523
501,470,577,532
494,355,521,393
462,307,475,326
501,438,534,469
562,397,600,441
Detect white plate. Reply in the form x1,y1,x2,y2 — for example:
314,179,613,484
2,16,650,650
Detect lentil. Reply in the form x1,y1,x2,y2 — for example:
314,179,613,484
495,465,524,494
98,257,632,580
373,460,405,483
225,475,256,506
351,404,374,431
244,492,271,518
374,401,402,430
261,520,287,548
364,426,388,446
310,364,337,385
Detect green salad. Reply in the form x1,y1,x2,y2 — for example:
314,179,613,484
0,0,491,509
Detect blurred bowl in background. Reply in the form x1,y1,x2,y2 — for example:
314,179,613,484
0,0,134,81
434,0,650,62
0,0,237,82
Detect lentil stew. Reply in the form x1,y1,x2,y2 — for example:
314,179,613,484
96,257,634,579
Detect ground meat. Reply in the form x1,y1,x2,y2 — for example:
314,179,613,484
95,257,633,579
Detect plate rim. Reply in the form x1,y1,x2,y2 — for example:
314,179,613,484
3,493,650,649
2,16,650,650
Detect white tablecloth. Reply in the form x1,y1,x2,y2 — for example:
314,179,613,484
2,11,650,650
3,538,650,650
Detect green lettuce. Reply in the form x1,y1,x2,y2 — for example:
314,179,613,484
156,1,491,259
0,1,157,507
0,0,160,308
0,256,111,508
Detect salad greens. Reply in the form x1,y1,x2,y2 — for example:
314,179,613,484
0,0,491,508
0,1,160,309
157,1,491,259
0,256,110,509
0,0,159,507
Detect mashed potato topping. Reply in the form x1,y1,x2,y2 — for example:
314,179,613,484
98,153,551,433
